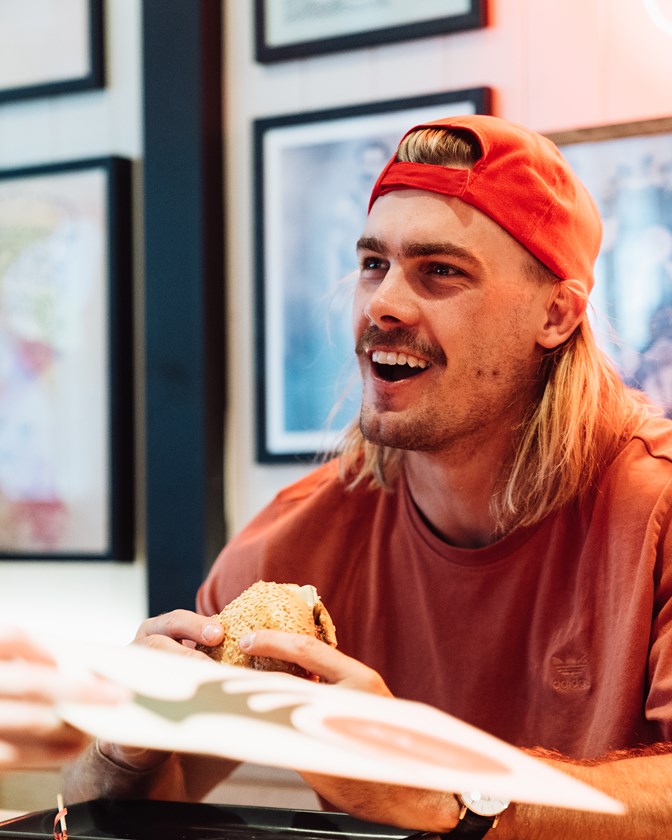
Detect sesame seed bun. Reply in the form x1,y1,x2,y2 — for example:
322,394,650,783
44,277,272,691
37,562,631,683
198,580,337,680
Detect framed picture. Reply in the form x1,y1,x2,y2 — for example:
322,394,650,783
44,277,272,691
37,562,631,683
0,0,104,103
0,157,134,560
549,118,672,416
254,87,492,462
255,0,487,63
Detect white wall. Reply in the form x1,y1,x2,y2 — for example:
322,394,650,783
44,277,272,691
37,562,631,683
0,0,147,645
223,0,672,537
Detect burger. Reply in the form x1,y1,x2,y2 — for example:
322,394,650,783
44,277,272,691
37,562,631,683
197,580,337,680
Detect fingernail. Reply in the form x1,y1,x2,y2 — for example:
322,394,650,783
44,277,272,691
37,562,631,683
239,633,254,651
202,623,221,642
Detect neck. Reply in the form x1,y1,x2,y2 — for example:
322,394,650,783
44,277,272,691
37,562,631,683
404,438,512,549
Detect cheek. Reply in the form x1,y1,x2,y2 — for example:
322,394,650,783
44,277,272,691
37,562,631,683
485,284,545,334
480,305,545,374
452,299,541,370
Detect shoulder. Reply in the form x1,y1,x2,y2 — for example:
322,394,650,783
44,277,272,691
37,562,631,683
232,458,395,547
197,460,396,614
258,458,398,537
610,416,672,490
273,459,347,505
630,415,672,464
594,415,672,534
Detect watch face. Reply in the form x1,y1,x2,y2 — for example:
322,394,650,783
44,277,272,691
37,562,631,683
460,791,510,817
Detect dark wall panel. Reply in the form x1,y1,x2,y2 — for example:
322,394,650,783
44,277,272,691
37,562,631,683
143,0,225,614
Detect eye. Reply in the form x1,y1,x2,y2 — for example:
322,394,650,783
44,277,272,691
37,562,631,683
426,261,462,277
359,255,388,273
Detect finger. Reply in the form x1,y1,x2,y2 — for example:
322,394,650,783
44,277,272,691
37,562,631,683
0,728,93,770
0,701,90,745
239,630,392,696
0,662,130,705
133,610,224,648
0,627,56,666
97,739,170,772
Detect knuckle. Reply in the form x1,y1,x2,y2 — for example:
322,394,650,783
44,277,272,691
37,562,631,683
291,634,318,656
358,667,388,695
161,609,188,633
142,634,166,652
362,673,383,693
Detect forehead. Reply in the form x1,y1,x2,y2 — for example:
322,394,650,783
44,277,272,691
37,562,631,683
362,189,530,265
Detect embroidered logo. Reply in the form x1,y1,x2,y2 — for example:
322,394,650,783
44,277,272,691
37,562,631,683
551,654,591,692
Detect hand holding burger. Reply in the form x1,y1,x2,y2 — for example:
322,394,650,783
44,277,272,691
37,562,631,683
197,580,338,680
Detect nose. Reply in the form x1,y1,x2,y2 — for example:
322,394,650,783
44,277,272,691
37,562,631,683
363,266,419,328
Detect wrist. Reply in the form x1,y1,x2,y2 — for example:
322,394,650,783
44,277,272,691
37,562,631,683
95,738,170,774
440,792,510,837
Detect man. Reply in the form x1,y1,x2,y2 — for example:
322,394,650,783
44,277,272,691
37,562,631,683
63,116,672,838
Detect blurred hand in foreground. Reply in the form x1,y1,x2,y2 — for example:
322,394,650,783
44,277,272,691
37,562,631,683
0,626,129,769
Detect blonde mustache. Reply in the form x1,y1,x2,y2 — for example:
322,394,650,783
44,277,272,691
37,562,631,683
355,325,447,368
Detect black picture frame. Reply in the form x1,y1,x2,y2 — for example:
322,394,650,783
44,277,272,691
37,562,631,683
254,87,492,462
255,0,487,63
548,117,672,417
0,156,134,560
0,0,104,103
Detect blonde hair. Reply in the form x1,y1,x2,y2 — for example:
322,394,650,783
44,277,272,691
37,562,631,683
333,127,655,534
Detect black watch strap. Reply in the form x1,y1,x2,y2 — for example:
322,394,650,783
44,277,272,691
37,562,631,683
440,810,496,838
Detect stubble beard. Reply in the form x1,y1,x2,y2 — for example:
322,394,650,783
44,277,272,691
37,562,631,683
358,370,539,456
358,398,483,453
355,325,541,455
360,411,436,452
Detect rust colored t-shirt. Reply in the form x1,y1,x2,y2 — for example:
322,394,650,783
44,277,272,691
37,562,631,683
197,417,672,759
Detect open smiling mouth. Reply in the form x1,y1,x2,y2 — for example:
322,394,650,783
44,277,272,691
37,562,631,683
371,350,430,382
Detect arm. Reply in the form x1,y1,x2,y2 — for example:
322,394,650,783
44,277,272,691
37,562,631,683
61,610,239,803
241,631,671,838
0,627,128,770
239,629,461,831
61,742,239,803
496,745,672,840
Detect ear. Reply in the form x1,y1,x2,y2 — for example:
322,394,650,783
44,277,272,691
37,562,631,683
536,282,587,350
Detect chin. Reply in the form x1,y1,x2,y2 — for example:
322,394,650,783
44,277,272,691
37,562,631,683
361,416,428,452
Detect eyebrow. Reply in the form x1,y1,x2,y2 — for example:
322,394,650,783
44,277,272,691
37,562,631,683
356,235,485,271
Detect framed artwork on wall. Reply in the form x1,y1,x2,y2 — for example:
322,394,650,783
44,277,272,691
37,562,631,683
0,156,134,560
0,0,104,103
254,0,487,63
549,117,672,416
253,87,492,462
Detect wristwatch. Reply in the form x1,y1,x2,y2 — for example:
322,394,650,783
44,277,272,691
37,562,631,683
443,791,510,837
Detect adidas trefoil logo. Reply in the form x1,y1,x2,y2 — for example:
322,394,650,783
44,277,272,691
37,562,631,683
551,654,591,692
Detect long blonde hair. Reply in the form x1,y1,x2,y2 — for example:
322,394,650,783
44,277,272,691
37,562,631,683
334,127,655,534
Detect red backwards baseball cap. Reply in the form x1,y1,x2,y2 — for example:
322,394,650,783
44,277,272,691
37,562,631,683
368,114,602,292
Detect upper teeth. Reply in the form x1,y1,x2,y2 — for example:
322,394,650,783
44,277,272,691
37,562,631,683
371,350,428,369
